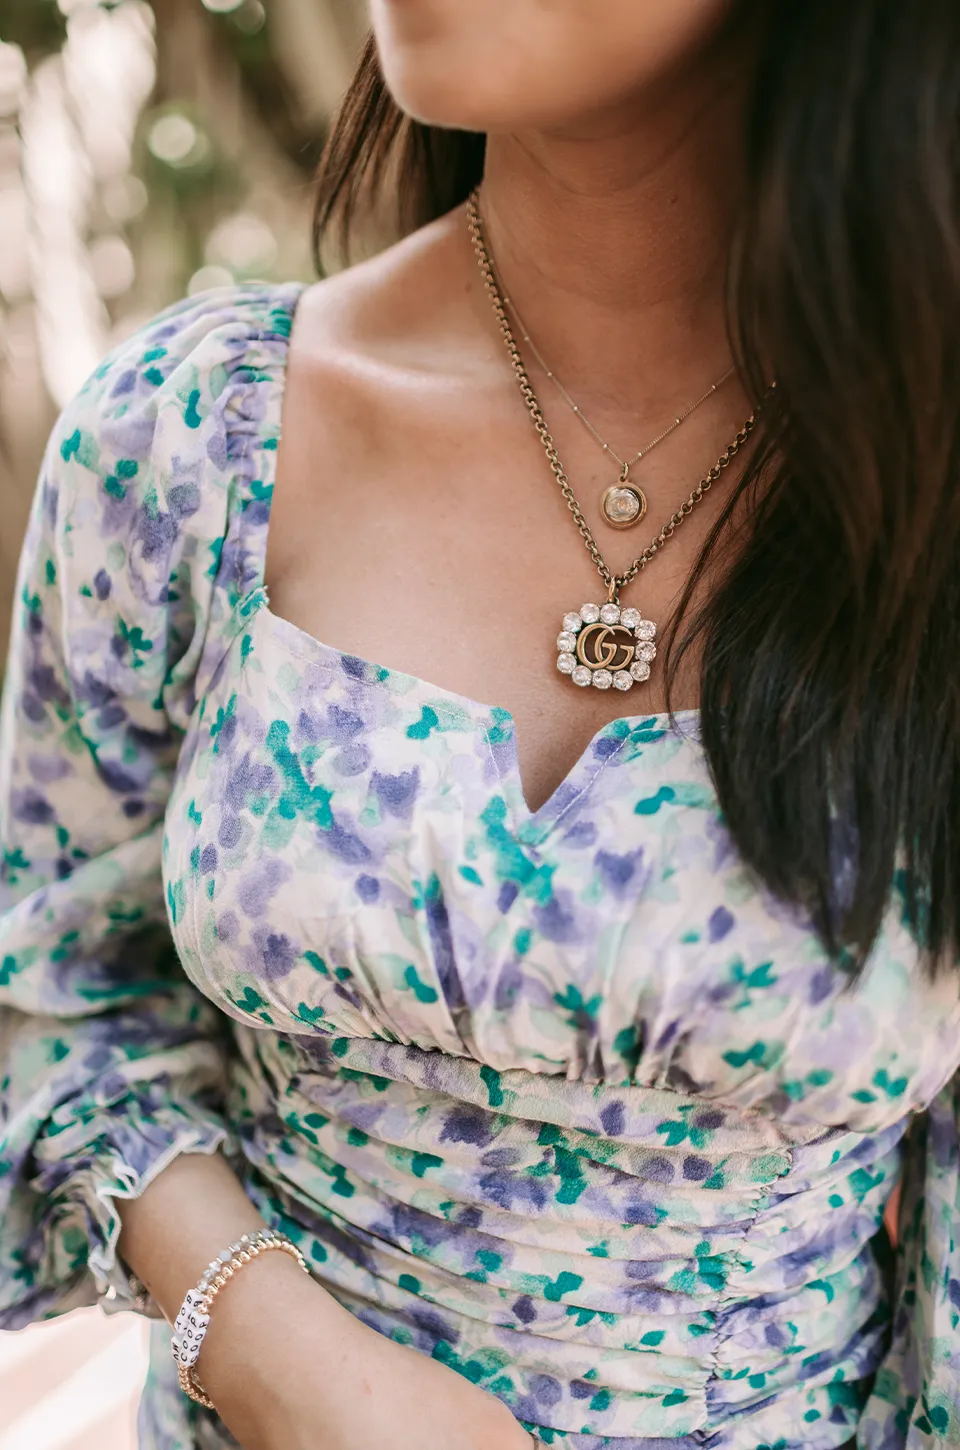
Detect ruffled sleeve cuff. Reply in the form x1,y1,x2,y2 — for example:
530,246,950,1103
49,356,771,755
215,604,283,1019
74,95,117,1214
76,1098,231,1319
0,999,235,1328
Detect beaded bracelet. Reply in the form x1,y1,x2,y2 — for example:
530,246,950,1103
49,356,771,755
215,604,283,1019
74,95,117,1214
172,1227,310,1408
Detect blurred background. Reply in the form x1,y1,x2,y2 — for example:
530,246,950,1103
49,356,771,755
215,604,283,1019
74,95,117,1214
0,1,366,1443
0,0,367,665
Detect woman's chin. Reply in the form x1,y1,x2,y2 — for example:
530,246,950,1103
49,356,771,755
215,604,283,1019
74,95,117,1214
376,46,539,135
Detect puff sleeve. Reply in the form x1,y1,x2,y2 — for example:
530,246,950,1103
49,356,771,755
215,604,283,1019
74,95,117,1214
0,284,300,1327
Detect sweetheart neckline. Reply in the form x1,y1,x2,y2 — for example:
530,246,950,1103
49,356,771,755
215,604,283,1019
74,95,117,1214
237,586,703,824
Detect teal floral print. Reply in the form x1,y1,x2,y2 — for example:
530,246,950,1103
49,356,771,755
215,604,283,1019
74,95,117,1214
2,283,960,1448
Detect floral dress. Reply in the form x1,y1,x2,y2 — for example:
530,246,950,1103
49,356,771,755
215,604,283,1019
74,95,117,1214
1,284,960,1450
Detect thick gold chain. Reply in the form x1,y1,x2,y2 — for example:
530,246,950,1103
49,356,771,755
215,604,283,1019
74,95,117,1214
467,189,765,599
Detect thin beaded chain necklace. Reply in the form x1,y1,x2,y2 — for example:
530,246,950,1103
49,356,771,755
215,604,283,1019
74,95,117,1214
467,189,766,697
502,288,735,530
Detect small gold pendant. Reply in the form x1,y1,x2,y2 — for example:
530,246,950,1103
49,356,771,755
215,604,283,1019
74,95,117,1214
556,602,657,691
599,481,647,529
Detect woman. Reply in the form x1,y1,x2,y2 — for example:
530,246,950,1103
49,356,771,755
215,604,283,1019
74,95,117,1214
2,1,959,1445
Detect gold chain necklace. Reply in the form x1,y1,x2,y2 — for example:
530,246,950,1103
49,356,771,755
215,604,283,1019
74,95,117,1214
502,289,735,530
467,189,765,696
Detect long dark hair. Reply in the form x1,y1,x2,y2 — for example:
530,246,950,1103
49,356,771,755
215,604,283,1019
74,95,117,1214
314,6,960,975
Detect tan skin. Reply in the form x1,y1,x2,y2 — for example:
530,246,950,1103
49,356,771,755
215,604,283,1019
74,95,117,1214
117,2,899,1445
268,17,753,816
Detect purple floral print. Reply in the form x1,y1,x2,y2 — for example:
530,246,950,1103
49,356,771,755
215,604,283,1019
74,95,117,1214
1,285,959,1448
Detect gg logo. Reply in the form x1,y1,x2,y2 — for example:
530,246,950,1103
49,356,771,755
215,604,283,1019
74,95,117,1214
576,622,636,672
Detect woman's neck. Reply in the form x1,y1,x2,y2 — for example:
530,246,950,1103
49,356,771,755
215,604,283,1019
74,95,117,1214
479,48,751,410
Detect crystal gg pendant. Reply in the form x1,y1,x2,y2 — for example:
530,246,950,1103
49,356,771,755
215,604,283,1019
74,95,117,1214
556,602,657,691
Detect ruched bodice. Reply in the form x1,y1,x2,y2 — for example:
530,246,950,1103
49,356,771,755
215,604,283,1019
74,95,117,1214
168,586,960,1131
4,284,960,1450
225,1029,904,1445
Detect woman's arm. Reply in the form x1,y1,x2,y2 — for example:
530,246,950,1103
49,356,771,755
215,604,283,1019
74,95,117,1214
882,1181,900,1248
0,298,247,1329
119,1153,532,1450
858,1091,960,1444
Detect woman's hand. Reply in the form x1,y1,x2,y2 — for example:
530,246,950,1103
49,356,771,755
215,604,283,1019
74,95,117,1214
118,1153,533,1450
200,1253,532,1450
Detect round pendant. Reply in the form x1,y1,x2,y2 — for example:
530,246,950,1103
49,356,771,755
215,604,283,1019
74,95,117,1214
600,482,647,529
557,603,657,691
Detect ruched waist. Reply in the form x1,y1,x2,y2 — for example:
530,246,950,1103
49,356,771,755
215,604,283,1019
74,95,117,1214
226,1029,904,1447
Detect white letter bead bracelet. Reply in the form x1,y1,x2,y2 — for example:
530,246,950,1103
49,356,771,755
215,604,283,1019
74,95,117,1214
172,1227,309,1406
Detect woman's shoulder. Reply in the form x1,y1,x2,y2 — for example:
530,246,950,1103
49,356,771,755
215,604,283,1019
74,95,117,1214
54,281,305,473
31,284,304,716
286,210,474,372
43,280,305,584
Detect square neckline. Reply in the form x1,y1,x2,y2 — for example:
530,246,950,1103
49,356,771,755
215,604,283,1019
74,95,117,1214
245,287,703,822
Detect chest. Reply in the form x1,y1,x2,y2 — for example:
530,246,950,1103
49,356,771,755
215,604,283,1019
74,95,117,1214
163,600,960,1133
264,370,717,814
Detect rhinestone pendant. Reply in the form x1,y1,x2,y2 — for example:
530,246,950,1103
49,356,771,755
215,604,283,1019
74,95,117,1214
557,602,657,691
599,481,647,529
